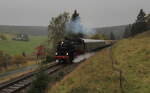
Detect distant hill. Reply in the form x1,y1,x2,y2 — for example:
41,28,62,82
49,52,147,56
0,25,48,36
94,25,128,39
0,25,128,38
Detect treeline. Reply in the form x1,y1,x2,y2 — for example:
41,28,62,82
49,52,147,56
0,25,47,36
123,9,150,38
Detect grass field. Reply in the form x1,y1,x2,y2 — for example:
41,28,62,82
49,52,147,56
0,34,47,55
48,31,150,93
112,31,150,93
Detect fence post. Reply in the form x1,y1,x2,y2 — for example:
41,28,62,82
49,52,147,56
110,47,125,93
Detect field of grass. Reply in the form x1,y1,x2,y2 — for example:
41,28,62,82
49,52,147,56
0,33,47,55
48,31,150,93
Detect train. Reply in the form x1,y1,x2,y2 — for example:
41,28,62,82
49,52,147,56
54,38,107,63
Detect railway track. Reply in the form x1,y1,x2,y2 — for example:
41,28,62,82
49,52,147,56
0,62,64,93
0,43,114,93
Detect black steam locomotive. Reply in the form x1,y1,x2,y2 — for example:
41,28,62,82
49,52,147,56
55,37,106,63
55,38,85,63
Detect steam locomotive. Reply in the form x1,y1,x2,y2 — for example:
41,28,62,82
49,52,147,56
55,38,106,63
54,10,109,63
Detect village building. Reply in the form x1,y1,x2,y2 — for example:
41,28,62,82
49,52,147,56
12,34,29,41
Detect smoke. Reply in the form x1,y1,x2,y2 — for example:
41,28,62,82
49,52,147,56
65,16,95,36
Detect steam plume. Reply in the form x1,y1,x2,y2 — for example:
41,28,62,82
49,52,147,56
65,10,95,36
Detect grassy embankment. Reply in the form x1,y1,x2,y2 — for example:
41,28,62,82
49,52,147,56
112,31,150,93
48,31,150,93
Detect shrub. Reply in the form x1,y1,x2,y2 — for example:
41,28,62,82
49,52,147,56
12,55,26,67
40,55,54,64
0,51,11,69
28,71,49,93
0,34,7,40
46,55,54,62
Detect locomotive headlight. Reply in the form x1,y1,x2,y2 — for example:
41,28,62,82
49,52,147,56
66,53,69,55
55,52,58,55
56,60,59,62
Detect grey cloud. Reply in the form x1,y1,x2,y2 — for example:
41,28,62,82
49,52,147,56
0,0,150,27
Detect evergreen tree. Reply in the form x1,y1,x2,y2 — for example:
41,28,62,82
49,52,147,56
131,9,148,36
136,9,146,22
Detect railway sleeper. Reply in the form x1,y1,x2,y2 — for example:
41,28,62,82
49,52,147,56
1,88,14,93
14,84,25,87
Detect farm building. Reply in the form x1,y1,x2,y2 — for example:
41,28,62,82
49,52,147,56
12,34,29,41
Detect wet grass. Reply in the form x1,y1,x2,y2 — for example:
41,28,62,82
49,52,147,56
48,49,121,93
112,31,150,93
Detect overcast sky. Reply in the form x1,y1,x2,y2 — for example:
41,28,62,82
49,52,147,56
0,0,150,28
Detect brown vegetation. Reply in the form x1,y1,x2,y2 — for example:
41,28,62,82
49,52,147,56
0,50,36,72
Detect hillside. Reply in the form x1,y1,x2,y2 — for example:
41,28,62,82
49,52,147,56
0,25,127,37
95,25,127,39
48,31,150,93
112,31,150,93
0,25,47,36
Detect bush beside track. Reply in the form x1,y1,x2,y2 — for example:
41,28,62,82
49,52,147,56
48,31,150,93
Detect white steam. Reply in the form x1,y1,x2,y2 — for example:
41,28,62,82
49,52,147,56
65,16,95,35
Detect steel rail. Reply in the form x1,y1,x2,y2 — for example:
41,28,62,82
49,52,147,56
0,62,63,93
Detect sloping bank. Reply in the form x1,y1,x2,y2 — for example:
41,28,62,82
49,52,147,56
48,31,150,93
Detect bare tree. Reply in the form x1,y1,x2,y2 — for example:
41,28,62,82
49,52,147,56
48,12,70,53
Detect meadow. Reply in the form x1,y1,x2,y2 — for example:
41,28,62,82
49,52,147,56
0,34,47,55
